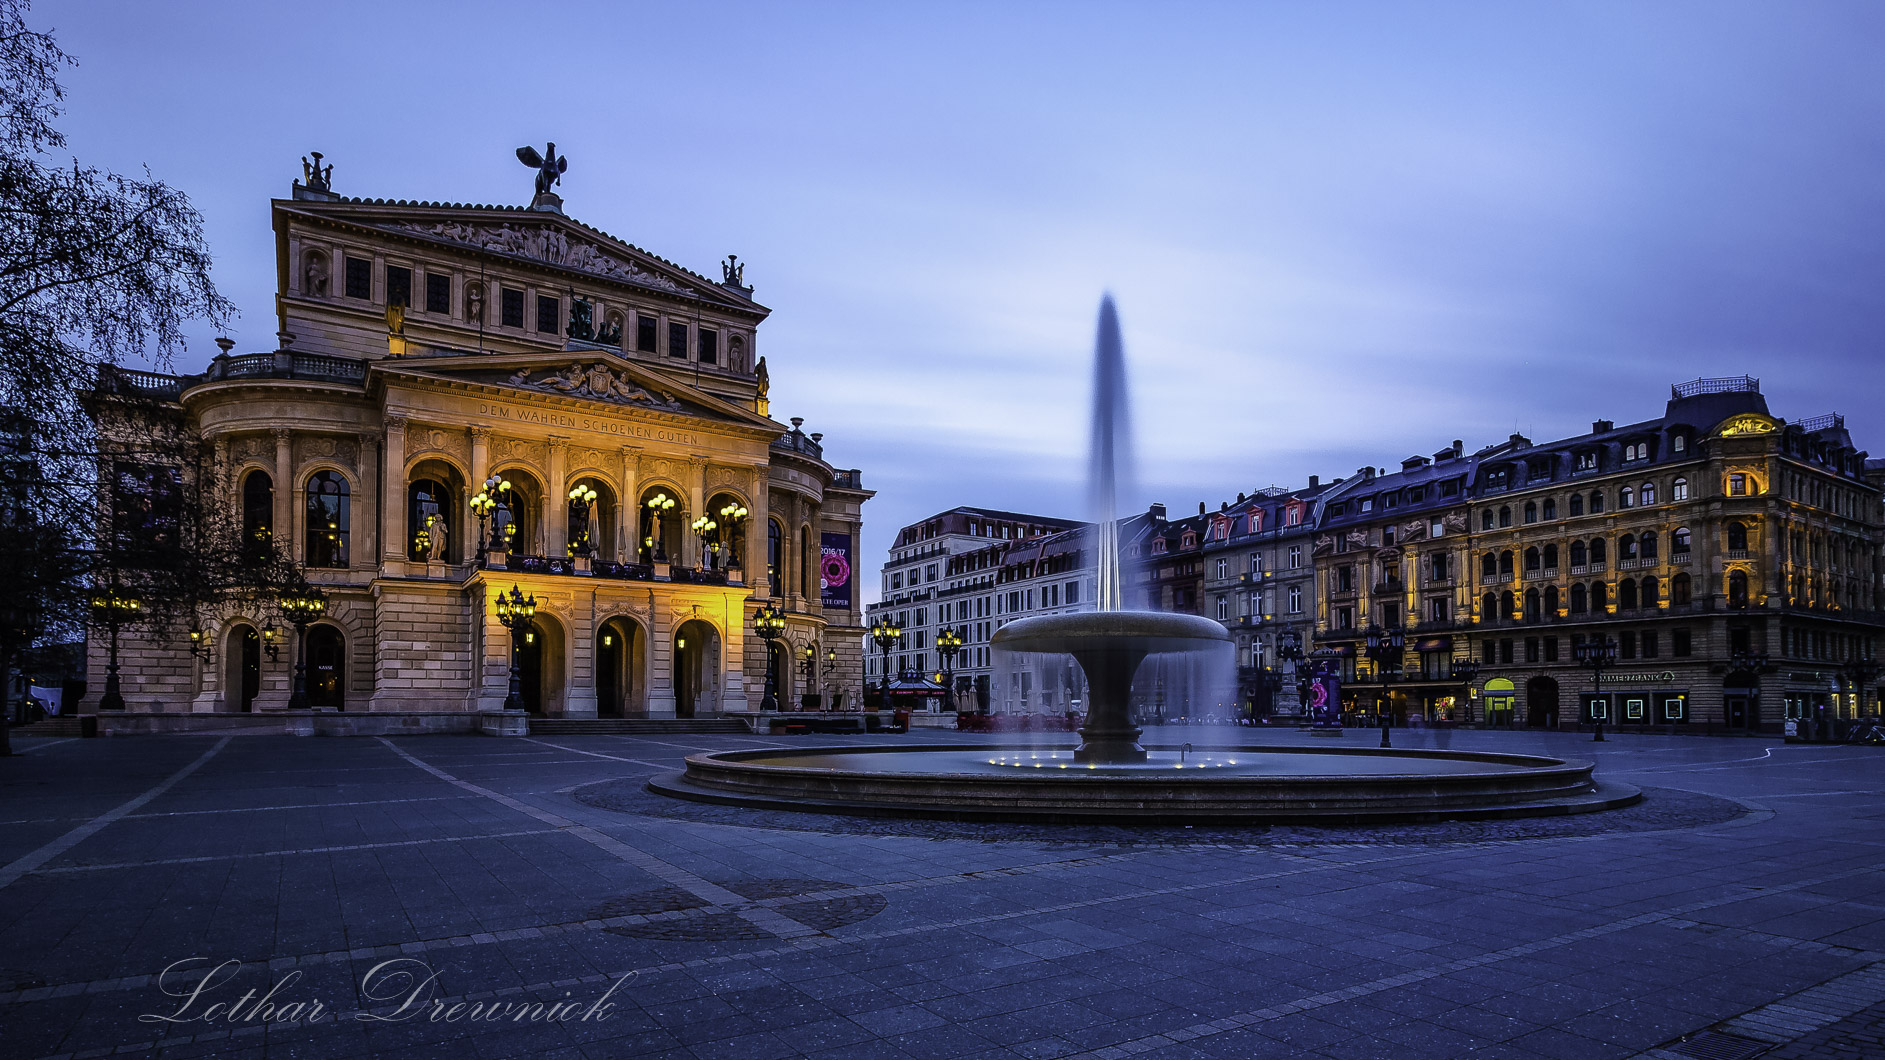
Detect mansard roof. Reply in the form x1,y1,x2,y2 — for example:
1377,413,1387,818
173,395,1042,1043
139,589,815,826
274,195,768,316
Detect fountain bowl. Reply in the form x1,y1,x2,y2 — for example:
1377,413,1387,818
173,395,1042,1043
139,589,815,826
648,743,1640,824
989,610,1230,655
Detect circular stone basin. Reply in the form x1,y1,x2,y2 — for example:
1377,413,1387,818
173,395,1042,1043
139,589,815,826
648,743,1640,824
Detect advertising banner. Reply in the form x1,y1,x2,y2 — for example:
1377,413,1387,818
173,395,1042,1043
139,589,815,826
1310,668,1343,729
819,532,854,611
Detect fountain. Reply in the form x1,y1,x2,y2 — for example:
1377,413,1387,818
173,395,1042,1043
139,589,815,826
649,298,1638,822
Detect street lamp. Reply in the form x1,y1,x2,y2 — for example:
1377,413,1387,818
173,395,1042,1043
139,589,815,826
643,491,677,562
469,475,509,553
754,603,787,710
1362,624,1405,747
187,622,212,662
278,585,328,710
1449,656,1481,727
261,622,280,660
870,616,902,707
690,513,719,569
1278,626,1307,718
90,590,142,711
493,584,536,712
566,483,598,557
1574,635,1619,742
936,627,964,711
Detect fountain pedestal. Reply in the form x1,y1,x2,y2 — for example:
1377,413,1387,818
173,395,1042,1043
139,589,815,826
1070,647,1149,763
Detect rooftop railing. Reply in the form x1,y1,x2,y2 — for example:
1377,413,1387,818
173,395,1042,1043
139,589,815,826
1672,375,1760,398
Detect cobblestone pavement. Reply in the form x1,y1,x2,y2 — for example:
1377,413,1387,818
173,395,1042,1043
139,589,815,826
1,725,1881,1059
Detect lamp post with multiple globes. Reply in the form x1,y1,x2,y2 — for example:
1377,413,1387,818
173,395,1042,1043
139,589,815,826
754,603,787,711
278,585,328,710
870,616,902,708
494,584,537,712
1574,634,1619,742
1362,624,1405,748
936,627,964,712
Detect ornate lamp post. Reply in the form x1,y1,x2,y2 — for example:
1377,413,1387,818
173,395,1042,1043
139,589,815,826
718,501,749,571
469,475,508,553
1449,656,1481,727
1278,626,1307,718
278,585,328,710
870,616,902,707
493,584,537,712
566,483,598,557
1362,623,1405,748
690,513,719,569
754,602,787,710
643,491,677,562
90,589,142,711
1574,634,1619,742
936,627,964,711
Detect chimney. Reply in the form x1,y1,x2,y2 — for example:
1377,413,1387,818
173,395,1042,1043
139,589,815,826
1149,502,1166,521
1592,419,1613,433
1236,492,1246,503
1199,502,1207,515
1359,466,1375,480
1308,474,1319,488
1453,440,1463,455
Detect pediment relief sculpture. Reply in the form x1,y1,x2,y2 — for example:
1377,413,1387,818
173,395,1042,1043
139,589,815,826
394,222,693,294
509,362,683,410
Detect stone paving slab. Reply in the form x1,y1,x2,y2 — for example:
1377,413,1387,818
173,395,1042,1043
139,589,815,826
1,727,1883,1058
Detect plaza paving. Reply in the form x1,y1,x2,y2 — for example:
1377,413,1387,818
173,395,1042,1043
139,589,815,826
1,726,1882,1060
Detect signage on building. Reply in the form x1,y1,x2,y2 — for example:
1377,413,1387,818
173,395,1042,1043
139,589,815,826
1596,671,1678,684
1310,669,1342,729
820,532,853,610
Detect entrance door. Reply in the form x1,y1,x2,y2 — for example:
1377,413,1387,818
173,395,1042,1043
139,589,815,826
596,619,637,717
1525,677,1559,729
518,623,545,714
228,627,260,712
674,619,718,718
1725,694,1752,729
306,626,345,710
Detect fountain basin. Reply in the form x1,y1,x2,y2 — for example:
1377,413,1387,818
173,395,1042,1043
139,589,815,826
648,743,1640,824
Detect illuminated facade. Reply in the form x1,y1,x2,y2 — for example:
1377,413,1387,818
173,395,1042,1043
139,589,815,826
1312,377,1883,732
83,162,871,726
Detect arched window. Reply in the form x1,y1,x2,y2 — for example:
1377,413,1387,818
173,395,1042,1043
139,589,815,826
566,478,614,560
1671,572,1692,605
1525,546,1540,571
1501,590,1515,622
1673,434,1687,453
1570,583,1588,614
1640,481,1656,505
1640,531,1658,560
1641,577,1660,608
1672,477,1689,501
1481,509,1495,531
1498,550,1513,576
1590,538,1607,564
1569,493,1584,517
408,478,452,561
1543,498,1557,520
1544,543,1559,569
1524,588,1540,622
1727,521,1748,551
1619,534,1637,560
1545,585,1560,615
241,470,272,560
1481,592,1498,623
1728,473,1749,496
1673,527,1692,554
1481,552,1496,577
1591,581,1609,611
1570,540,1587,567
1728,569,1749,608
1498,506,1512,528
1619,579,1637,611
1589,491,1605,514
1618,487,1634,509
305,471,349,568
767,520,783,590
1524,501,1537,523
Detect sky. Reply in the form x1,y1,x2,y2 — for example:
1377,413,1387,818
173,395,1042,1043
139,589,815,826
41,1,1885,601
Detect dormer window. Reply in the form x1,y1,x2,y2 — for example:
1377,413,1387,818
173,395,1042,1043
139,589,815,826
1624,442,1650,462
1485,467,1509,489
1672,435,1687,453
1181,532,1197,549
1576,451,1597,472
1152,539,1167,555
1359,497,1373,512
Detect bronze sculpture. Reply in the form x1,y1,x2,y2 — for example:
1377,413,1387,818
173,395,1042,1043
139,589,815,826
516,143,568,197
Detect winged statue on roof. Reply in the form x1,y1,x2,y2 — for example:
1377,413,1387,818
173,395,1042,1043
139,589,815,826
516,143,568,197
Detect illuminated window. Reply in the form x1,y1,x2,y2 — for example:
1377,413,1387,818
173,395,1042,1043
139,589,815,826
1729,473,1749,496
305,470,350,569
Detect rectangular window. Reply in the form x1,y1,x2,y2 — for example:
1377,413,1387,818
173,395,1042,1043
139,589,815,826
1430,598,1448,623
536,294,560,334
1430,553,1448,582
669,321,689,358
699,327,718,364
1642,631,1659,658
1065,581,1079,605
1336,606,1352,629
425,272,450,314
1672,629,1691,657
1250,553,1263,575
1544,636,1559,662
1337,565,1353,592
1499,639,1513,663
1620,631,1636,659
636,312,658,352
1288,545,1302,569
1482,639,1495,664
501,288,525,328
385,265,412,308
1525,637,1540,663
344,257,371,299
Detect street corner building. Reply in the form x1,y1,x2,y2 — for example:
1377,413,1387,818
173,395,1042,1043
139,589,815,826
82,154,872,733
1309,377,1884,733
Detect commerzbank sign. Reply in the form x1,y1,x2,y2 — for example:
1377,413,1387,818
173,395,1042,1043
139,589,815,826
1596,671,1678,684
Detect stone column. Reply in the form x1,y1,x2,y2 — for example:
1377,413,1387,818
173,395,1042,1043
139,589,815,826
547,436,569,558
686,458,706,569
566,588,598,718
647,589,676,717
382,416,406,564
618,446,640,562
273,429,294,562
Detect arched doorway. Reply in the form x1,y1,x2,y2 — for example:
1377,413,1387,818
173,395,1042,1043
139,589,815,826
674,619,720,718
225,624,260,712
595,617,642,717
306,625,345,710
1482,677,1516,726
515,615,566,714
1525,676,1559,729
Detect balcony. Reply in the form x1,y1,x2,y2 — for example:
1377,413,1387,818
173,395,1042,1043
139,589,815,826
1671,553,1693,565
96,364,185,399
1618,558,1641,571
1725,550,1752,561
205,350,368,386
1481,573,1504,586
1522,568,1557,581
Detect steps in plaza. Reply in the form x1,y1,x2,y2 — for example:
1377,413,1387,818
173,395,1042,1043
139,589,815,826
527,717,751,736
11,718,83,737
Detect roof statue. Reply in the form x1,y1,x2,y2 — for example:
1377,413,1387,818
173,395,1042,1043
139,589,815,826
516,143,568,210
301,151,332,193
722,254,746,287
